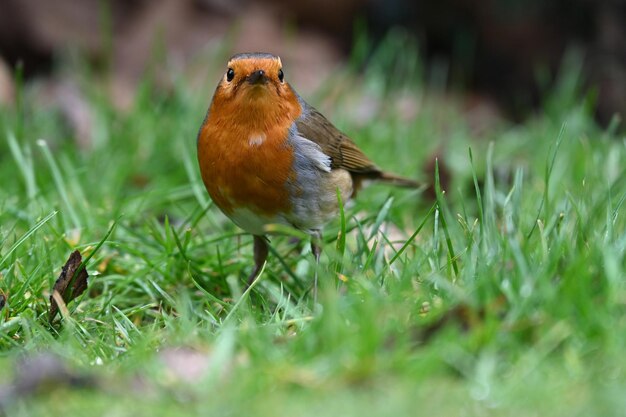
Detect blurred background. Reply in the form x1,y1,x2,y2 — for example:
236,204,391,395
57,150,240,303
0,0,624,133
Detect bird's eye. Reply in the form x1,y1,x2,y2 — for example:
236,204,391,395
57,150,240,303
226,68,235,82
278,69,284,82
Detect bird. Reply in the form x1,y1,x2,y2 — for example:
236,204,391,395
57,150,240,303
197,52,418,292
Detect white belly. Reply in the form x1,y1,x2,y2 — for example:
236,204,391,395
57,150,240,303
228,207,288,236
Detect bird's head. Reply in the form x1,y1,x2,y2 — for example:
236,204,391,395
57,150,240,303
211,53,300,117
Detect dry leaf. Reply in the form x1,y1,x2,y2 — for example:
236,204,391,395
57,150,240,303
49,250,88,321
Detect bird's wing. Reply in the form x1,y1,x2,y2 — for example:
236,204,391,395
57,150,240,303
295,102,381,175
295,101,419,189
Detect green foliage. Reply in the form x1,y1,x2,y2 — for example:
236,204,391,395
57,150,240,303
0,46,625,416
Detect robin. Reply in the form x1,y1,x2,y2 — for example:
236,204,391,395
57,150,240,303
197,52,418,290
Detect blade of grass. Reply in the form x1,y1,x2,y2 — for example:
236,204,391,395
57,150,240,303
468,147,484,243
389,201,437,265
527,123,566,238
223,262,266,324
0,210,58,269
333,187,347,275
37,139,82,230
7,132,37,201
435,159,459,277
368,196,394,241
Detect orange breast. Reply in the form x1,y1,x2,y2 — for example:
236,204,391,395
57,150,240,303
198,73,303,221
197,123,295,217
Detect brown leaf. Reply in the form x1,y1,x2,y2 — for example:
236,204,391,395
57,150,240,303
49,250,89,321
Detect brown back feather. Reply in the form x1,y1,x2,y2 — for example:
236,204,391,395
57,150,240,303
295,102,419,190
295,103,376,172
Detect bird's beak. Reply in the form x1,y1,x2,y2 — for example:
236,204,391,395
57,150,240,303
247,70,267,85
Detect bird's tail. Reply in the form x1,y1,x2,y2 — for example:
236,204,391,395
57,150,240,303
378,171,420,188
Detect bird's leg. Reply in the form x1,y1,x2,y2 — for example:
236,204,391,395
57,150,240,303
310,230,322,304
247,235,269,287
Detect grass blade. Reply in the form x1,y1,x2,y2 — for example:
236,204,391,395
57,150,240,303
0,210,58,269
389,202,436,266
527,123,566,238
333,187,347,275
435,158,459,277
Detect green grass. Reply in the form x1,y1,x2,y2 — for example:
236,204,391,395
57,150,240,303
0,47,625,416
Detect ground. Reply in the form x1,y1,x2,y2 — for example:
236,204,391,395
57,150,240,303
0,48,625,416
